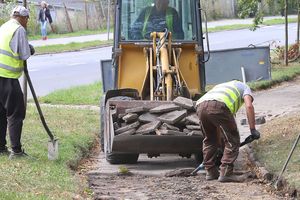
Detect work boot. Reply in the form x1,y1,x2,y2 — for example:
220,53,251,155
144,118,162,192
218,165,244,183
9,149,28,160
0,146,9,155
205,167,220,181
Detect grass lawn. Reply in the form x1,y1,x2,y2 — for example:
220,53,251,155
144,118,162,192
37,82,102,105
0,105,99,199
28,29,109,41
35,40,113,55
208,17,298,33
253,113,300,188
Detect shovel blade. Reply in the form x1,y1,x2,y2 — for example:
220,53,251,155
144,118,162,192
48,139,58,160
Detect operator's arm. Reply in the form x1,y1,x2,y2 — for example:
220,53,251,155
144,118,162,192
244,95,255,130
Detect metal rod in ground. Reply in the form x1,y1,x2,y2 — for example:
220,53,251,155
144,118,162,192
275,132,300,186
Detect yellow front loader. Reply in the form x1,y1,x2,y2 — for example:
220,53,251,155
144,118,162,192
100,0,207,164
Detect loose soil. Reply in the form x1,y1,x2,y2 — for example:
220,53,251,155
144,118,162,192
84,78,300,200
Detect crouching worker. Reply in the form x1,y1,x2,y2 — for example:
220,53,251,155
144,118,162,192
195,80,260,182
0,6,35,159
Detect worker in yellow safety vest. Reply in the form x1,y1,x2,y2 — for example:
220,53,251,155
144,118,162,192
195,80,260,182
130,0,184,40
0,6,35,159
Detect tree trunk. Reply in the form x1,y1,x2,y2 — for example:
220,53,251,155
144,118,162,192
284,0,288,66
297,0,299,44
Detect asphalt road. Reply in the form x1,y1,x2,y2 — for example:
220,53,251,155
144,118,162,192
25,23,298,97
25,46,112,97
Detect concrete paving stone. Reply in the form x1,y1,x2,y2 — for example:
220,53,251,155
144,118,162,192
240,116,266,126
255,116,266,124
118,113,127,119
156,129,186,136
158,110,187,124
125,106,148,114
138,112,159,123
173,96,194,110
161,123,180,131
116,128,136,136
186,114,200,125
136,121,162,135
187,130,204,137
186,125,201,130
183,128,191,134
115,121,140,134
113,122,120,130
122,113,138,123
149,103,180,114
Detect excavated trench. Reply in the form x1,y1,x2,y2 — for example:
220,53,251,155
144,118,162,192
84,78,300,199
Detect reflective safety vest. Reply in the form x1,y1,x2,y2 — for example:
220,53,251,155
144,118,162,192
0,19,24,79
142,7,173,38
197,81,243,114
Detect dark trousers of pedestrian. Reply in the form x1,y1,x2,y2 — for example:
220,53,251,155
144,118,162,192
0,77,25,153
196,100,240,176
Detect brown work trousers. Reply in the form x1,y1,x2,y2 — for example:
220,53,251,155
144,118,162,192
196,100,240,173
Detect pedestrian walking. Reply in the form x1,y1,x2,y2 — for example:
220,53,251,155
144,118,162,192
0,6,35,159
196,80,260,182
38,1,52,40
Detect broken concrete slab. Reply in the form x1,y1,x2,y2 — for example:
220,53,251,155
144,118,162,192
113,122,120,130
173,96,194,110
255,116,266,124
123,113,138,123
118,113,127,119
186,125,201,130
149,103,180,114
138,112,159,123
160,123,180,131
240,116,266,126
165,168,196,177
183,128,191,134
158,110,187,124
186,114,200,125
116,128,136,136
125,106,148,114
187,130,204,137
156,129,186,136
136,121,161,135
115,121,140,135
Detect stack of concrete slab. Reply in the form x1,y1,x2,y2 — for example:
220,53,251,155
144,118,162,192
114,97,204,137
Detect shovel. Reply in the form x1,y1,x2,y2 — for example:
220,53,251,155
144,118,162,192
189,134,259,176
23,62,58,160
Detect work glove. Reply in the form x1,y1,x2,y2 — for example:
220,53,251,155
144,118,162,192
29,44,35,55
250,128,261,140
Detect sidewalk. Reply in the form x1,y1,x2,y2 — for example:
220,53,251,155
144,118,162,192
30,15,298,47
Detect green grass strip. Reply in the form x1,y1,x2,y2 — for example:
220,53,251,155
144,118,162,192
249,64,300,91
28,28,110,40
208,17,298,33
0,105,98,199
35,40,113,54
38,82,103,105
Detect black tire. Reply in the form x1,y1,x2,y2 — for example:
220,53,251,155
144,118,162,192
106,153,139,164
102,95,140,164
194,152,203,165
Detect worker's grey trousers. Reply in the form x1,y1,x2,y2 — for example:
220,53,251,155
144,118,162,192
0,77,25,152
196,100,240,175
